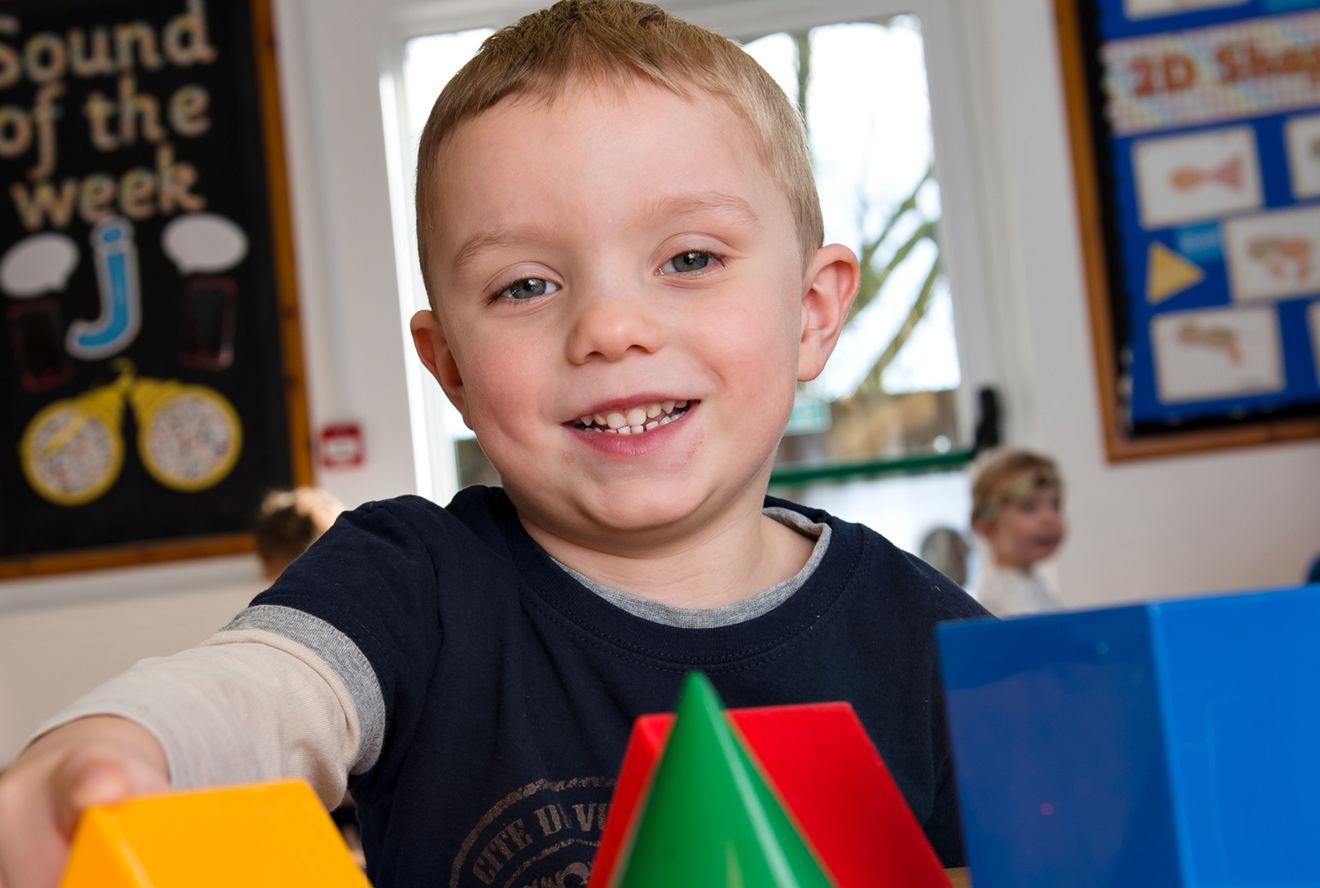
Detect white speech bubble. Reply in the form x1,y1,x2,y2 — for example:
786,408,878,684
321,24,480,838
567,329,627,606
0,233,79,298
161,213,249,274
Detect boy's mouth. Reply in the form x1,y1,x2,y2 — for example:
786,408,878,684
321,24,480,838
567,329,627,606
570,400,691,435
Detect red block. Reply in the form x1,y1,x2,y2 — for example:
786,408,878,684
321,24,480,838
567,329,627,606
588,702,950,888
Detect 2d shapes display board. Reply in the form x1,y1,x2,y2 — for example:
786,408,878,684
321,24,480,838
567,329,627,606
589,677,950,888
0,0,311,576
1059,0,1320,458
60,779,367,888
937,584,1320,888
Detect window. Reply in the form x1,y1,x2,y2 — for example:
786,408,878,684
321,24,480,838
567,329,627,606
741,19,961,470
737,17,972,579
398,29,498,488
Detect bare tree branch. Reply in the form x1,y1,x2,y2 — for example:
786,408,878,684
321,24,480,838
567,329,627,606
847,166,934,320
856,252,943,395
851,219,935,321
865,165,932,261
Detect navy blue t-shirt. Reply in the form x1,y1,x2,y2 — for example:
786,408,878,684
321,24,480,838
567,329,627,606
251,486,986,886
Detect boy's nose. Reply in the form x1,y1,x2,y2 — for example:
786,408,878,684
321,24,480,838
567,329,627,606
565,286,665,363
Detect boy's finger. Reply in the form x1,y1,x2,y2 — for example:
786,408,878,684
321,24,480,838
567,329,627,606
67,766,133,816
50,758,134,834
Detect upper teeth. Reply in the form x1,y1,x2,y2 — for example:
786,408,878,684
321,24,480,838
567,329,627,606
575,400,689,434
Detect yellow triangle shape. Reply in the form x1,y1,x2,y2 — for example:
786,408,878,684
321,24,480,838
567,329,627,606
1147,242,1204,304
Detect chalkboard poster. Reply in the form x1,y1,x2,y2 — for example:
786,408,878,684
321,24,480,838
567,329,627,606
1058,0,1320,459
0,0,310,577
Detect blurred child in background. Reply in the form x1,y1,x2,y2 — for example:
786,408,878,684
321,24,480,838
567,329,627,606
254,487,345,581
970,451,1066,617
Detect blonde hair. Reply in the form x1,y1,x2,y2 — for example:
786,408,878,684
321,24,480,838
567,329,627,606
414,0,823,301
255,487,345,577
971,450,1062,528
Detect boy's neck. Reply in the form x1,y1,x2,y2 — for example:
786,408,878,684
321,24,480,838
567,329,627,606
514,490,816,610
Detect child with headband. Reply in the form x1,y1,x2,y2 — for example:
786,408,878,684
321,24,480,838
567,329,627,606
971,450,1067,616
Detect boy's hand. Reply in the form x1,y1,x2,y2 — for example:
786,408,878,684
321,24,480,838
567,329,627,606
0,716,169,888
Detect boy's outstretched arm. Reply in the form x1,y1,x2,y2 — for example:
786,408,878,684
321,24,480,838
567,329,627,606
0,628,366,888
0,715,169,888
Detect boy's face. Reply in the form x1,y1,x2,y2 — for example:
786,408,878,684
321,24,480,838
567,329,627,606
412,80,857,550
976,477,1066,571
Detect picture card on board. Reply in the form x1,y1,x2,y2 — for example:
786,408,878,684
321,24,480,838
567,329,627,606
1223,205,1320,302
1284,113,1320,200
1133,127,1262,230
1151,306,1284,403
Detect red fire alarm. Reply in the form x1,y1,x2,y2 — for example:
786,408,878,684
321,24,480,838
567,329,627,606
319,423,364,469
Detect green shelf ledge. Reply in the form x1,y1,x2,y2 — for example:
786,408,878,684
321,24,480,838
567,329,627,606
768,448,974,488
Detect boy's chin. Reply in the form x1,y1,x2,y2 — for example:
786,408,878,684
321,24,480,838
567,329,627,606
513,482,720,539
586,501,696,535
572,491,701,535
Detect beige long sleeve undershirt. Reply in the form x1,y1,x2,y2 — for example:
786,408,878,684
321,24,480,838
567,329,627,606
30,628,359,809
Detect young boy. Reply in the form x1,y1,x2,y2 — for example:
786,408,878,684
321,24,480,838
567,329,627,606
0,3,986,886
971,450,1067,616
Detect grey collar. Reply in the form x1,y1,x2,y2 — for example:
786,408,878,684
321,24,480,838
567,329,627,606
553,507,831,629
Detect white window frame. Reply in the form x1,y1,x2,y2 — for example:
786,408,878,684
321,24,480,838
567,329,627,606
376,0,1002,500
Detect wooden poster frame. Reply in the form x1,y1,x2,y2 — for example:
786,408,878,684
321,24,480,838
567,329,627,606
0,0,311,579
1054,0,1320,462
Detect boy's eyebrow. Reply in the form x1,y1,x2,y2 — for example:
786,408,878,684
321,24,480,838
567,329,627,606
450,225,560,276
636,192,760,229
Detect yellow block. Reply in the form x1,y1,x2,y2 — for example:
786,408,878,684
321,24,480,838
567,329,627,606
1146,241,1204,304
59,779,369,888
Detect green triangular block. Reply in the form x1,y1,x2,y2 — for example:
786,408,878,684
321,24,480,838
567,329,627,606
612,672,835,888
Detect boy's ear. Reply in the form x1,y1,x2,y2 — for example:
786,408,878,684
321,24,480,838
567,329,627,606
797,243,861,382
410,309,473,429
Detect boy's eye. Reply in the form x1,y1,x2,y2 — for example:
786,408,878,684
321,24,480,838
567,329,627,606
497,278,558,301
659,250,718,274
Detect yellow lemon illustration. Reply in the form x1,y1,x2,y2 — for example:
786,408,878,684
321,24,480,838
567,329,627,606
20,362,134,506
129,376,242,492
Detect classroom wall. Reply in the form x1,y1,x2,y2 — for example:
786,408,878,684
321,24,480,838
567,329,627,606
2,0,1319,766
